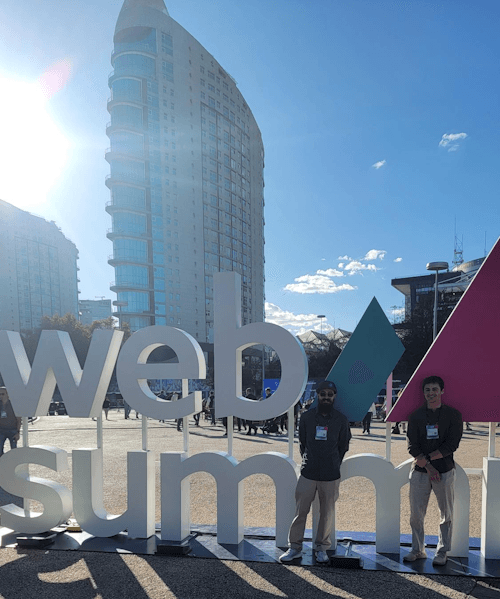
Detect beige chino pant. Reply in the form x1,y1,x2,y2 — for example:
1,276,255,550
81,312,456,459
409,468,455,554
288,475,340,552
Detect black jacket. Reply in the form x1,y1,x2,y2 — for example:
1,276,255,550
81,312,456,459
299,407,351,481
407,403,463,473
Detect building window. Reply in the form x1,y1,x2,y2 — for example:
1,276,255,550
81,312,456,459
161,32,173,55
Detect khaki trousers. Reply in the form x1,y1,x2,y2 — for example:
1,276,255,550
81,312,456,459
409,468,455,554
288,475,340,551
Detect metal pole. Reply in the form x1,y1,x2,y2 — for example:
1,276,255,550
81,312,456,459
22,417,28,448
385,373,393,462
489,422,496,458
228,415,233,455
97,415,103,450
182,380,189,454
288,406,294,460
142,413,147,451
22,417,29,516
433,270,439,340
385,422,392,462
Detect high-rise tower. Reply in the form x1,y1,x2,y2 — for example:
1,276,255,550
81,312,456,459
106,0,265,341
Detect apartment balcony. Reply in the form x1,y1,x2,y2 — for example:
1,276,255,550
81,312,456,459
111,44,157,59
107,253,149,266
108,69,157,87
110,280,151,293
105,200,147,216
107,97,145,113
105,173,147,190
106,227,151,241
106,121,145,137
105,147,145,164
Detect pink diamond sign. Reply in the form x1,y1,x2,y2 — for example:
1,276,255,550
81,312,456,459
387,236,500,422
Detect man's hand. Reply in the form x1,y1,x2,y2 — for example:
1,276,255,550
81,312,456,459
415,457,428,469
13,432,20,442
425,463,441,482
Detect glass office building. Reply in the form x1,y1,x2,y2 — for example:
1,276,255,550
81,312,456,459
0,200,79,332
106,0,265,340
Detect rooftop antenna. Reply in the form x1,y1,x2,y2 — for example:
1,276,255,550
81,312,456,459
452,218,463,268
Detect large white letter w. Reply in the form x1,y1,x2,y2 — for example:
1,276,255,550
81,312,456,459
0,329,123,418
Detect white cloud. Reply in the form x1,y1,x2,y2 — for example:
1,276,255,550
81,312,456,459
372,160,386,169
394,257,403,263
265,303,335,335
391,307,405,317
338,255,351,260
338,263,345,269
363,249,386,261
439,132,467,152
284,274,357,294
317,268,344,277
344,261,378,275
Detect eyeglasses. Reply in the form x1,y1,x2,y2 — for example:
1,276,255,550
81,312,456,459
318,392,335,398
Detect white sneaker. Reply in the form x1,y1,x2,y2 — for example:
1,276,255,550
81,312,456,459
279,547,302,562
432,551,447,566
403,550,427,562
315,550,330,564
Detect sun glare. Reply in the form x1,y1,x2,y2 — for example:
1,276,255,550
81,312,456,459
0,76,70,209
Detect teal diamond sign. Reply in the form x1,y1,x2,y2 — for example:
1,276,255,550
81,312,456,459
324,297,404,421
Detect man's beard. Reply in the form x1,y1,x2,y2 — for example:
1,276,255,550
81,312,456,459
319,402,333,415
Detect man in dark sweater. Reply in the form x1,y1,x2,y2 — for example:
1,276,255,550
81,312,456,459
279,380,351,564
0,387,21,457
404,375,463,566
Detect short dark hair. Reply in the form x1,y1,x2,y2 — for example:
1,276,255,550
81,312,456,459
422,375,444,391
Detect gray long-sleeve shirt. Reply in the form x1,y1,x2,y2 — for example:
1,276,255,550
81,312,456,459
299,407,351,481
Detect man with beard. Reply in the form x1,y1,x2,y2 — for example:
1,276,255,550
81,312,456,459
279,380,351,564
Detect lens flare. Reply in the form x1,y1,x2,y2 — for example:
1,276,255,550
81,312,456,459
38,58,73,100
0,72,70,209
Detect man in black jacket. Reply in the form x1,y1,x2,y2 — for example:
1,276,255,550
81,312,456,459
403,375,463,566
279,380,351,564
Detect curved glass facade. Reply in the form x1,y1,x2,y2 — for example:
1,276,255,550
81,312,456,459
114,54,156,78
111,104,143,128
107,1,265,335
113,238,148,262
111,78,142,102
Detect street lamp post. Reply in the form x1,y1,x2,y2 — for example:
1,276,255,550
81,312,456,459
317,314,326,336
426,261,449,340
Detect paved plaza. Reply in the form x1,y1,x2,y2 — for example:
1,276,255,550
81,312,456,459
0,412,499,598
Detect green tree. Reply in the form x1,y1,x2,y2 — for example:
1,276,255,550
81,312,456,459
307,340,342,379
20,313,130,366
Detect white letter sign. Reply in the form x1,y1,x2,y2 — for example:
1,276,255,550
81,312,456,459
214,272,308,420
0,446,72,534
117,326,205,420
0,329,123,418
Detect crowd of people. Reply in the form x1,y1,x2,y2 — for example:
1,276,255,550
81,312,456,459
146,386,303,436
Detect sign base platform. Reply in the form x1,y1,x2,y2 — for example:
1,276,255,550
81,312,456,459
1,525,498,577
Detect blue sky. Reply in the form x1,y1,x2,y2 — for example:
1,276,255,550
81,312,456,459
0,0,498,334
